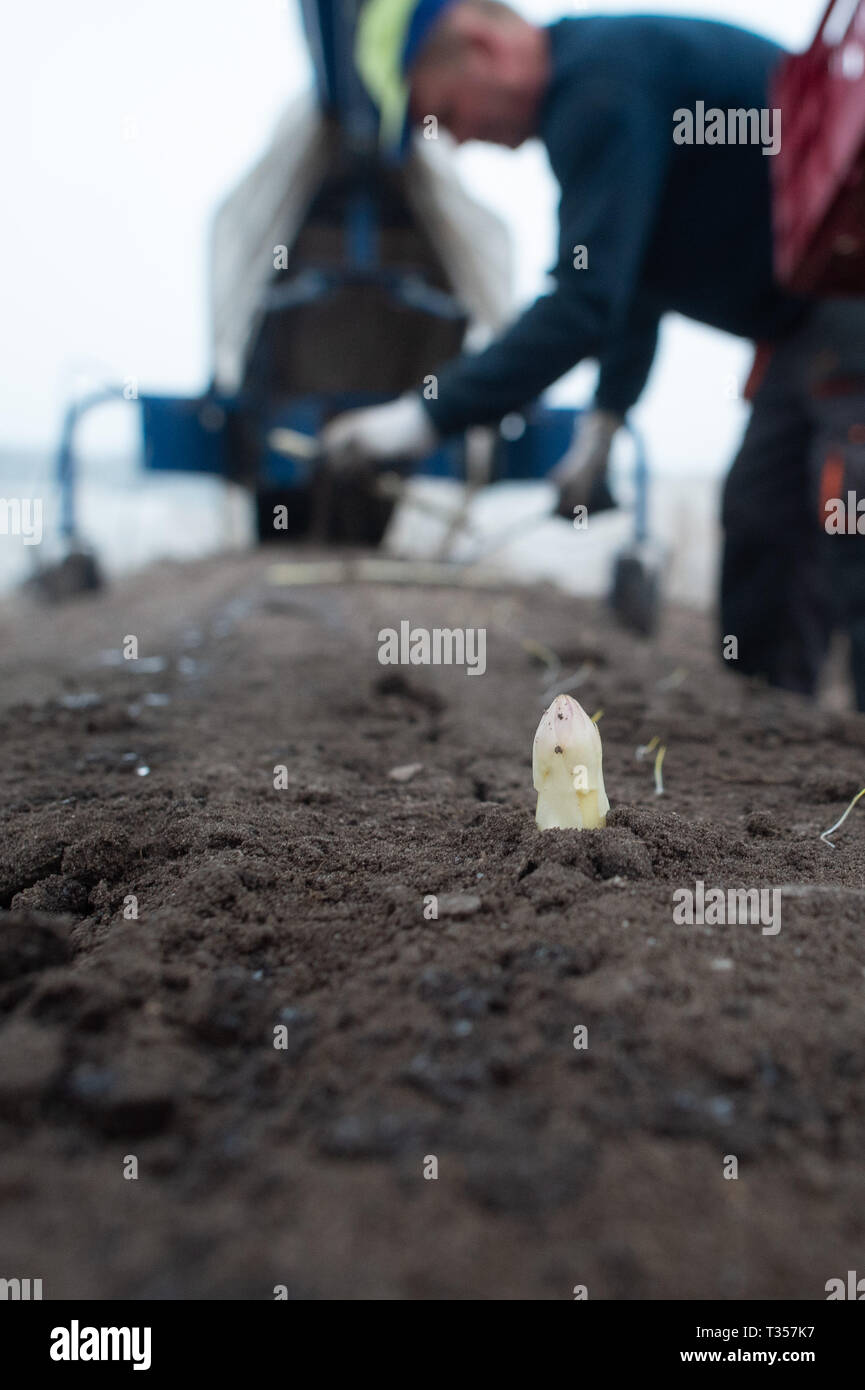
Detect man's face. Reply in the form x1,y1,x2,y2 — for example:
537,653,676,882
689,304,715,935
408,16,546,148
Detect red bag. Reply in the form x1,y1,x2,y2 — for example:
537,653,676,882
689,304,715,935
773,0,865,294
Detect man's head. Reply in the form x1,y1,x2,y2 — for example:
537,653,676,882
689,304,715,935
408,0,549,147
355,0,549,152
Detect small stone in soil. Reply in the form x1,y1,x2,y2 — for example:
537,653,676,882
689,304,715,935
437,893,482,917
388,762,423,783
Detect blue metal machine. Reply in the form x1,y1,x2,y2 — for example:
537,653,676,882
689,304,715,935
51,0,657,631
54,0,586,551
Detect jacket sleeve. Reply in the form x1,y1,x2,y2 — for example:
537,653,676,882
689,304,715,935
594,297,661,415
421,78,670,438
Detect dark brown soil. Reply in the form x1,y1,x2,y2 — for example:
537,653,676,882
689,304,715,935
1,550,865,1300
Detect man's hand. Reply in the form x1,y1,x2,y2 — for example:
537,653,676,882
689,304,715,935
320,394,438,471
551,409,623,520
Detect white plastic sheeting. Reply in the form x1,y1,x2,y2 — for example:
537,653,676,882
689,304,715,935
209,93,513,394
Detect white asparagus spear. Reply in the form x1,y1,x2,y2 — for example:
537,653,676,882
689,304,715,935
533,694,610,830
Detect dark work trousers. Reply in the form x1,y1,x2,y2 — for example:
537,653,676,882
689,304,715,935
721,298,865,709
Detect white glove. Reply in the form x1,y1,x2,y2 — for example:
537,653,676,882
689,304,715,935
550,408,622,517
320,393,438,470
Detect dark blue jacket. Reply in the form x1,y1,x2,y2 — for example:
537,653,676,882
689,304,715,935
422,14,808,436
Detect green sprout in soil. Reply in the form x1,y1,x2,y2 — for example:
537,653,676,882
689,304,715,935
820,786,865,849
533,694,609,831
653,744,666,796
636,735,667,796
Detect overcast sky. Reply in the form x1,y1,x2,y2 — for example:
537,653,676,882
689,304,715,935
1,0,827,472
